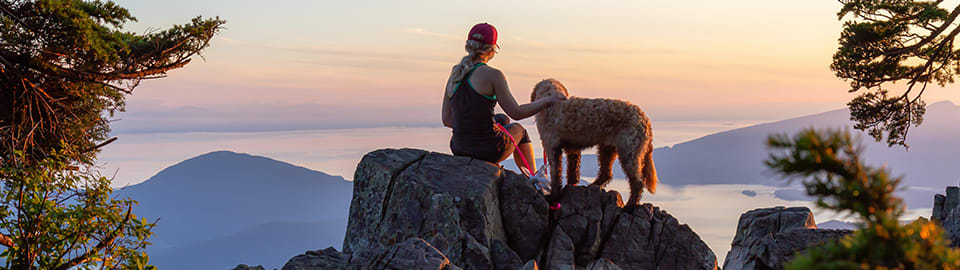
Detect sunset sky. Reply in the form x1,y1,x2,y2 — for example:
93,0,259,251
106,0,960,133
94,0,960,186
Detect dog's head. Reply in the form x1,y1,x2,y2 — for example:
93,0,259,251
531,78,569,102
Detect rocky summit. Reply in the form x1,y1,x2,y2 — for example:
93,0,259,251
722,206,852,270
930,185,960,247
281,148,719,269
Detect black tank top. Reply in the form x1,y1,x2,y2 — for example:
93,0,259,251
449,62,505,162
451,62,497,137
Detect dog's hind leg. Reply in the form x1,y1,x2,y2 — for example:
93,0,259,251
565,149,581,186
591,145,617,187
642,141,658,194
619,149,644,206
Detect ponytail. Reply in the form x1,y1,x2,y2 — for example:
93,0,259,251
446,40,495,96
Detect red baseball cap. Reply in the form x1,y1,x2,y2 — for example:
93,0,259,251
468,23,499,48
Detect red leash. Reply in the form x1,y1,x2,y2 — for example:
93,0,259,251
495,123,534,176
496,123,561,210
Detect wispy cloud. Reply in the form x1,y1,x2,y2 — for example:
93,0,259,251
212,35,452,64
506,37,678,55
396,28,461,41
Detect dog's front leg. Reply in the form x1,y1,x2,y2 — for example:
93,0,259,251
565,149,581,186
545,146,563,199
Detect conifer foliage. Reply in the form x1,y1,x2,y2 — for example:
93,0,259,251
766,129,960,269
830,0,960,146
0,0,223,164
0,0,223,268
833,0,960,147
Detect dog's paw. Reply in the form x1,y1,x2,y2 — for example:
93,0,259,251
545,193,560,204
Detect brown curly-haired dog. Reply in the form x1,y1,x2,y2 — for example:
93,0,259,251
531,78,658,206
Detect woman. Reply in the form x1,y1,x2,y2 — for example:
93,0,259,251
441,23,565,174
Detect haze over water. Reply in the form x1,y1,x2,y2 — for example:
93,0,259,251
99,120,763,186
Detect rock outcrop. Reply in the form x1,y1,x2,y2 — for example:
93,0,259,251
931,185,960,247
283,148,718,269
722,206,852,270
933,186,960,223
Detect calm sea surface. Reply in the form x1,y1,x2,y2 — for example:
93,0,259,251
99,120,764,186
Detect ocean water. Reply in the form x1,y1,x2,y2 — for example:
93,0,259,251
98,120,764,186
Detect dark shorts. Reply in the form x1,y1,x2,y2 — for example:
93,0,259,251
451,123,530,163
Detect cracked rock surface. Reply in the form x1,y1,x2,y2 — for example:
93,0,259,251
722,206,852,270
284,148,719,269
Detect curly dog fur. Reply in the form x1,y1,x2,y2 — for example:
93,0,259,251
531,78,658,206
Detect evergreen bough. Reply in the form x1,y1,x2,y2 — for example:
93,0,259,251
767,128,960,269
0,0,223,268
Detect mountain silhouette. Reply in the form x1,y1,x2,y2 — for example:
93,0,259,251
114,150,352,269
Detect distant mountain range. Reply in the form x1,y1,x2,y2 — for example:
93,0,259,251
114,151,352,269
653,100,960,187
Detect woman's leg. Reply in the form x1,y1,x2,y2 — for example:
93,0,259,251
517,142,536,174
501,123,536,175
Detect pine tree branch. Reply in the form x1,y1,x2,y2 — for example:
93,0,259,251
883,2,960,56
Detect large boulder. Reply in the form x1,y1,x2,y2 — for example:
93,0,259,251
723,206,852,270
298,149,719,269
599,203,718,270
342,148,429,257
342,149,508,269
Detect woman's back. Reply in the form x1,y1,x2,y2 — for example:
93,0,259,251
450,63,497,140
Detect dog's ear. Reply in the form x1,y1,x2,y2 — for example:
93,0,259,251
532,79,547,102
550,78,569,97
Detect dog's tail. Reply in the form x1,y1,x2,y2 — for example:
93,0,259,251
643,142,658,194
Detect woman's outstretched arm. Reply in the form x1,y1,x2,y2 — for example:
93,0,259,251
490,69,564,120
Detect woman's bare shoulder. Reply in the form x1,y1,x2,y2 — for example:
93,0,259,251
475,64,504,79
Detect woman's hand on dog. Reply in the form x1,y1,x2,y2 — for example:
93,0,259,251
548,94,567,104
